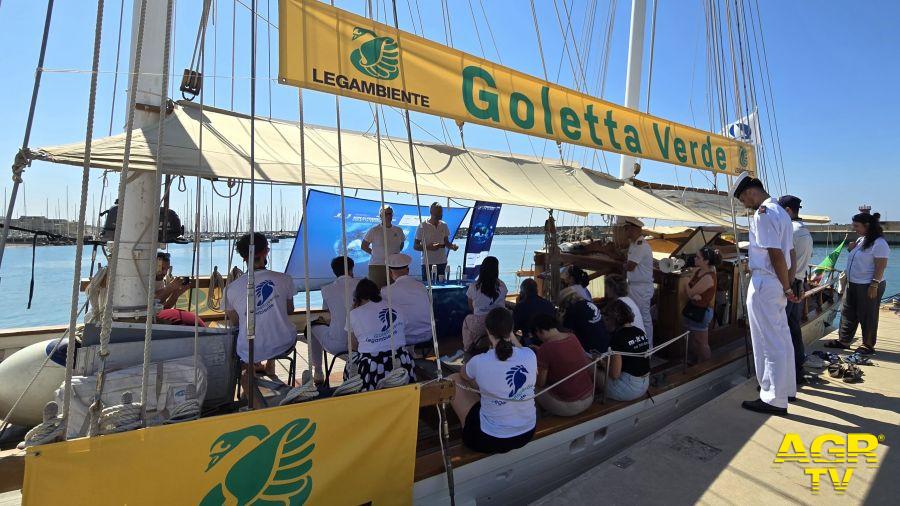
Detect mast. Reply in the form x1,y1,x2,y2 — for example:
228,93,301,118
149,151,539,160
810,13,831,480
618,0,647,180
111,0,170,316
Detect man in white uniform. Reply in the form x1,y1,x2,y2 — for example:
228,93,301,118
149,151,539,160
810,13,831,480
381,253,433,347
414,202,459,283
616,216,654,348
310,256,360,383
362,205,405,288
732,172,798,414
779,195,813,387
225,233,297,398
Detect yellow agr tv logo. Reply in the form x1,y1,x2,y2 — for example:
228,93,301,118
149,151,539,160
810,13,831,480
774,433,883,494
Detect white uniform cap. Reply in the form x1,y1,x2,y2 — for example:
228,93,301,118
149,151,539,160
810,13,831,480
386,253,412,269
729,170,762,198
614,216,644,228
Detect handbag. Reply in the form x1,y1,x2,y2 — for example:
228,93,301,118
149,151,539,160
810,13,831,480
682,301,708,323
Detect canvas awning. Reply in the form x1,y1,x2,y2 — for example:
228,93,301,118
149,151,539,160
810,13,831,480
31,101,735,224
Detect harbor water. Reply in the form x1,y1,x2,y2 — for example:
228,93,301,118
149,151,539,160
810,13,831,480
0,235,896,330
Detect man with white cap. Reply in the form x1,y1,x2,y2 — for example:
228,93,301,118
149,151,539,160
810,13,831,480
731,171,798,414
362,204,405,288
381,252,433,347
615,215,654,348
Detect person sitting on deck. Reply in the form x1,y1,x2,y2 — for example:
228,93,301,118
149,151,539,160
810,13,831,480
449,307,536,454
154,251,191,309
603,274,645,335
346,278,416,391
462,256,508,355
381,253,433,348
309,256,360,384
513,278,556,344
562,265,592,300
532,313,594,417
558,275,609,354
224,233,297,393
598,299,650,401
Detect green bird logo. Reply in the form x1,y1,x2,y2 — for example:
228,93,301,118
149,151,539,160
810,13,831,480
199,418,316,506
738,146,749,168
350,27,400,80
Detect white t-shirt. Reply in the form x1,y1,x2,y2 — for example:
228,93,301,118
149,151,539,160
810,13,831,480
748,198,793,276
466,279,509,315
381,275,432,344
347,299,407,354
415,220,452,265
465,346,537,438
364,225,405,265
847,236,890,284
319,275,360,347
791,221,814,281
627,238,654,286
225,269,297,363
620,296,646,333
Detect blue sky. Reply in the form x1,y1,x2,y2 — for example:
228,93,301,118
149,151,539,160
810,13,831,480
0,0,897,229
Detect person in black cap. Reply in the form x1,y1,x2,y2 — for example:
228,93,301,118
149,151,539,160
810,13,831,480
730,172,798,415
778,195,813,386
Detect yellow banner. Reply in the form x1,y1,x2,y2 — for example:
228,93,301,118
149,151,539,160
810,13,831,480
278,0,755,175
23,385,420,505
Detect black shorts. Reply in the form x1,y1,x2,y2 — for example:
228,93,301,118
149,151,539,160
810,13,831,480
462,402,535,454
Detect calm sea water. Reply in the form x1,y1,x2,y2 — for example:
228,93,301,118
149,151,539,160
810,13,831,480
0,235,895,330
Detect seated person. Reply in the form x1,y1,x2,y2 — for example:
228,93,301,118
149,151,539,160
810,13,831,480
224,233,297,396
561,265,592,300
347,278,416,391
599,299,650,401
462,256,508,353
310,256,360,384
449,307,536,454
602,273,645,335
155,251,191,309
532,313,594,417
558,282,609,354
156,308,206,327
513,278,556,344
381,253,432,347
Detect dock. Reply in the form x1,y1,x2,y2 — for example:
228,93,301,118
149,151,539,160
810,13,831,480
533,308,900,505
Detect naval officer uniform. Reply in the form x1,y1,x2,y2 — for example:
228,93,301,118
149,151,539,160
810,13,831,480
734,172,797,412
619,216,655,348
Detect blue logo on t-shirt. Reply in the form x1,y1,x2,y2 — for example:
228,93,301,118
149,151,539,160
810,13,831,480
505,364,529,399
255,280,276,315
378,307,400,332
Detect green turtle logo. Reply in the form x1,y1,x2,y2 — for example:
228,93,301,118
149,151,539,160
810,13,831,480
738,146,749,168
350,27,400,80
200,418,316,505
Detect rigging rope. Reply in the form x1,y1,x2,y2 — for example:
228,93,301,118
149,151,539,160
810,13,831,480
245,0,259,408
61,0,105,437
88,0,150,437
0,0,56,284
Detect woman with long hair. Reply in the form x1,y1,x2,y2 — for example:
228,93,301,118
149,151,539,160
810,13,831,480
449,307,536,453
462,256,508,353
599,299,650,401
532,313,594,417
513,278,555,343
346,278,416,390
826,211,890,354
682,247,721,364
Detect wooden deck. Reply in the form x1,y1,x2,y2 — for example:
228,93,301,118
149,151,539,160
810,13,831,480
534,307,900,505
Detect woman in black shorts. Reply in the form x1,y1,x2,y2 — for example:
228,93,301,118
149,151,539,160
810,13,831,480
448,307,537,453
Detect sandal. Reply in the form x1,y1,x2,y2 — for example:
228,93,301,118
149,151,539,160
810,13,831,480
828,362,846,379
846,353,873,366
823,339,851,350
855,345,875,355
843,364,864,383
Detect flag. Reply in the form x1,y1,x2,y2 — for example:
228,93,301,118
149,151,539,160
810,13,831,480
810,238,846,283
722,110,762,145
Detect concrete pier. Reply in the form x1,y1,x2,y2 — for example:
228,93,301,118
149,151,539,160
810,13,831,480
534,309,900,505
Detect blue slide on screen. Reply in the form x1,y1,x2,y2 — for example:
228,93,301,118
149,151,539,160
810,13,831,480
285,190,469,292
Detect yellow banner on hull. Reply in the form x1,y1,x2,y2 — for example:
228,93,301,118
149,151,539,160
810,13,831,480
23,385,420,505
278,0,754,175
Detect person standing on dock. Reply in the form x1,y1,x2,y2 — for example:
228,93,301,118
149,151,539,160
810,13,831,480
616,216,654,348
361,205,405,288
414,202,458,283
778,195,813,386
825,209,889,355
732,172,797,415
